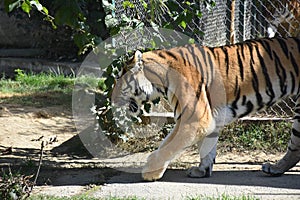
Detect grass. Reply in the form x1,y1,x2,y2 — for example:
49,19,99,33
120,119,291,154
27,194,260,200
219,120,291,153
0,167,34,200
0,70,75,107
29,195,145,200
187,194,260,200
0,69,74,94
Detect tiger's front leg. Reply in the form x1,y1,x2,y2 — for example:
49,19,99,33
187,133,218,178
142,121,204,181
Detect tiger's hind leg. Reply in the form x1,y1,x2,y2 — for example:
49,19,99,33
262,97,300,176
187,132,218,178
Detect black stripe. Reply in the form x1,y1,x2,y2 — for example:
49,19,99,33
277,38,289,59
164,87,169,96
196,83,202,99
234,76,239,96
237,48,244,81
187,45,200,71
143,62,164,85
156,87,164,95
248,44,264,109
292,128,300,137
223,47,230,76
165,50,178,60
176,105,187,121
126,55,135,66
194,53,205,83
240,43,246,59
165,70,170,95
242,95,247,105
255,45,275,104
288,147,298,152
124,75,135,91
200,47,208,68
290,71,296,94
290,52,299,76
294,108,300,114
231,87,241,118
171,91,176,105
174,100,179,119
293,37,300,52
177,49,188,67
239,101,254,118
293,116,300,120
206,48,215,83
194,46,208,80
174,101,179,112
273,51,287,97
158,52,166,59
260,39,273,60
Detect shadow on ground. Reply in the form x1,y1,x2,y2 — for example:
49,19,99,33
104,168,300,190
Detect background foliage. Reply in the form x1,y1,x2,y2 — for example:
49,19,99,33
4,0,215,55
4,0,215,141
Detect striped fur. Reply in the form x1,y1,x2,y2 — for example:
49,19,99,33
116,37,300,181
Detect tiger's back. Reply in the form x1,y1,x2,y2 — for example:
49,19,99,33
212,37,300,119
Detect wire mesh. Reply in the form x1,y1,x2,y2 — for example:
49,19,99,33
114,0,300,120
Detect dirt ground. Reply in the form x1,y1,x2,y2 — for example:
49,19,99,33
1,95,300,199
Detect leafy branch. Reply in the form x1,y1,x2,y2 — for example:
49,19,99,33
4,0,56,28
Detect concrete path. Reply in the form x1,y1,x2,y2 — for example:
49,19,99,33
35,164,300,199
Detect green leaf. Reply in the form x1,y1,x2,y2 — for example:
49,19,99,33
30,0,43,11
42,6,49,15
21,1,31,14
188,38,195,44
185,1,191,6
105,76,115,91
122,1,135,9
142,1,148,9
180,20,186,29
4,0,21,12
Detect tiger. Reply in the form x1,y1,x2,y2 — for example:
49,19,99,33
112,37,300,181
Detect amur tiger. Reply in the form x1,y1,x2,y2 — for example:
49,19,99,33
113,37,300,181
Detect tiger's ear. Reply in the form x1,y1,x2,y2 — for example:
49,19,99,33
133,50,152,95
134,50,143,63
131,50,143,73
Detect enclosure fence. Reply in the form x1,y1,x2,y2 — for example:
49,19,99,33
113,0,300,120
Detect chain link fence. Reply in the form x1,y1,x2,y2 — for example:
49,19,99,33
113,0,300,120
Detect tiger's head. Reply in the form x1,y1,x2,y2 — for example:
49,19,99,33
112,50,156,117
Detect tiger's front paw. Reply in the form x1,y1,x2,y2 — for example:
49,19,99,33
262,163,284,176
187,153,214,178
142,167,166,181
142,151,168,181
187,165,212,178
